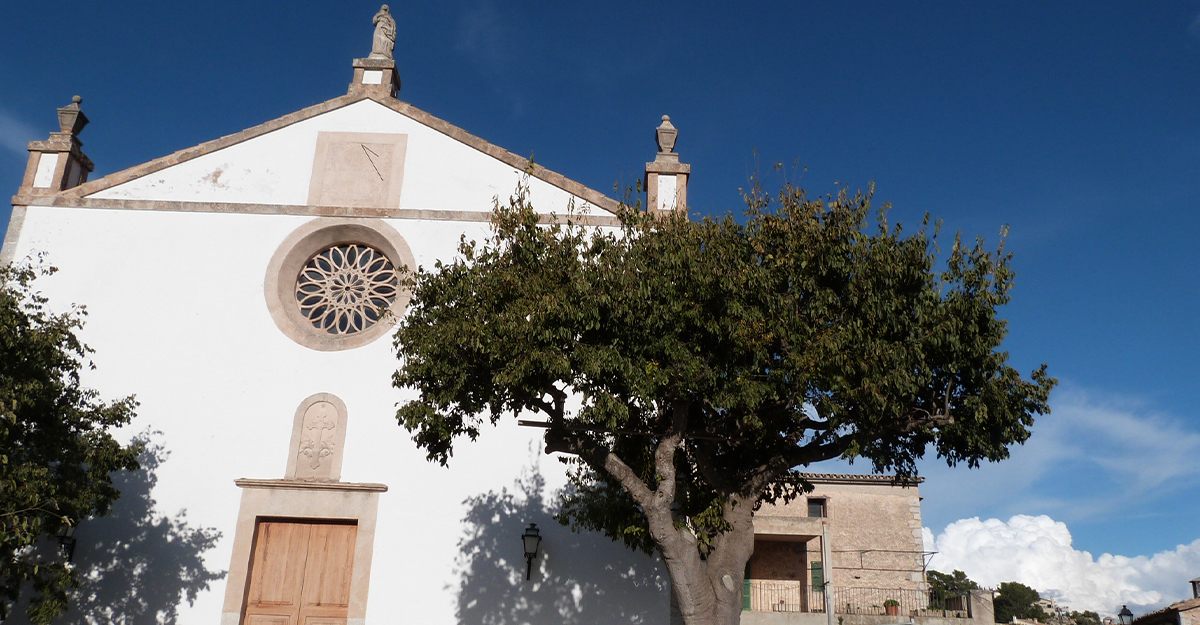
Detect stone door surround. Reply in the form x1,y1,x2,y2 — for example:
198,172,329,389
221,393,387,625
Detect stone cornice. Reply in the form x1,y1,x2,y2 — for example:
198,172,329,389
9,194,622,226
234,478,388,493
645,160,691,175
47,93,621,215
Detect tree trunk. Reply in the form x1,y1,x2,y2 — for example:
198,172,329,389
565,410,760,625
654,496,756,625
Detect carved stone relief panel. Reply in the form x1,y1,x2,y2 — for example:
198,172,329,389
285,393,349,481
307,131,408,208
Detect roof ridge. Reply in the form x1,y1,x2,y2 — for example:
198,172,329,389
795,472,925,484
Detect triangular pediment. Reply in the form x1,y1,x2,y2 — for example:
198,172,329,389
65,94,619,218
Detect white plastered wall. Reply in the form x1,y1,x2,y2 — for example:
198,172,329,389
4,206,663,624
1,99,656,625
89,99,604,217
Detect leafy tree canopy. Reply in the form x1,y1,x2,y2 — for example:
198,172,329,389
994,581,1049,623
928,569,981,594
928,569,980,609
393,176,1054,625
0,264,140,623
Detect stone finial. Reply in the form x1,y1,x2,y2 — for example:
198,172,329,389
656,115,677,154
646,114,690,213
19,95,94,193
370,5,397,60
56,95,88,137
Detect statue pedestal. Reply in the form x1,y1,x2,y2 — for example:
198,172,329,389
349,57,400,98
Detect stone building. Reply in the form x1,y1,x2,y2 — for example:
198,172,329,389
1130,579,1200,625
750,474,927,609
2,9,985,625
744,474,996,625
1130,600,1200,625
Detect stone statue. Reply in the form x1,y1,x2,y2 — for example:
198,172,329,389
370,5,397,60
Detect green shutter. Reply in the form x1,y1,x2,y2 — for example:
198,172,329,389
743,578,751,611
811,561,824,591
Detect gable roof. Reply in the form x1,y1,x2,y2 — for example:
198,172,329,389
14,92,622,222
1132,598,1200,625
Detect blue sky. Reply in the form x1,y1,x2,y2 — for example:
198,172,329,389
2,1,1199,609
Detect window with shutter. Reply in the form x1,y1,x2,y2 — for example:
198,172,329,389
810,561,824,591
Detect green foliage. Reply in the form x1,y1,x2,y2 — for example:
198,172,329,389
928,569,981,593
0,264,141,623
1070,610,1102,625
993,581,1048,623
393,174,1054,559
927,569,979,609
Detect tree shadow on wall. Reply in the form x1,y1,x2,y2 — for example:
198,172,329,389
454,463,669,625
9,434,226,625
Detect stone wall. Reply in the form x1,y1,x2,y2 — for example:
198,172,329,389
755,476,926,591
751,540,811,581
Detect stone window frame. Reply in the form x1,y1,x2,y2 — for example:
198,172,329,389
264,217,415,351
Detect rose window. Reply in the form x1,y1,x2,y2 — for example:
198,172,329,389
295,244,400,335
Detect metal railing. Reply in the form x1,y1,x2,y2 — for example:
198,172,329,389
745,582,971,618
829,587,970,618
746,580,825,613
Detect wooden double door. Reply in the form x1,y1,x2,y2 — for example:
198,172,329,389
242,520,358,625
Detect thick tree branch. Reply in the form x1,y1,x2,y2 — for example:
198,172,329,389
896,382,957,432
740,434,852,497
528,396,561,421
544,428,656,507
651,400,688,506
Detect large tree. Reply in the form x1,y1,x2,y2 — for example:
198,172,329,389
927,569,980,610
0,265,140,623
393,178,1054,625
994,581,1049,623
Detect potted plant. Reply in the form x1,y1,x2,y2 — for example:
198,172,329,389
884,600,901,616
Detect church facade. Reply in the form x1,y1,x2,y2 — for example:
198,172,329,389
3,14,942,625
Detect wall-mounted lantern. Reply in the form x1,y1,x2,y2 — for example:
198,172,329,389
1118,605,1133,625
521,523,542,581
56,524,77,562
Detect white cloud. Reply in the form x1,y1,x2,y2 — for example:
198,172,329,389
0,108,38,157
917,386,1200,529
1054,391,1200,495
927,515,1200,616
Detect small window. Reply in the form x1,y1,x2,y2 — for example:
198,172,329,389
807,498,826,518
